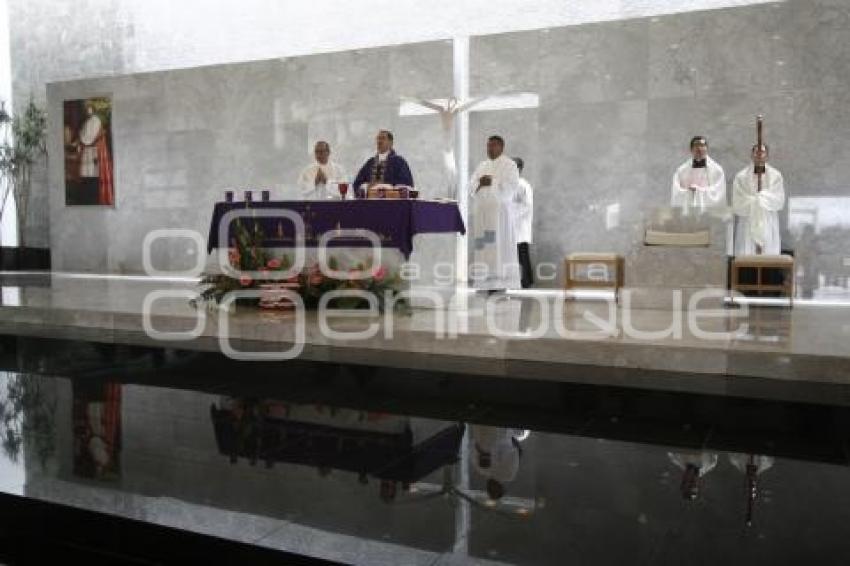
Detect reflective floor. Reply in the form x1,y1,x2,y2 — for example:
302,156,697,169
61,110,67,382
4,272,850,409
1,338,849,565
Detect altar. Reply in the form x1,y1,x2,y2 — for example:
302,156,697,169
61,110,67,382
621,207,732,310
205,199,467,306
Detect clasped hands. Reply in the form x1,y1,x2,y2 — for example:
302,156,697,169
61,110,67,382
476,175,493,192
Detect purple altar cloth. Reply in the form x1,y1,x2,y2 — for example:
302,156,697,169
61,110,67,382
206,200,466,259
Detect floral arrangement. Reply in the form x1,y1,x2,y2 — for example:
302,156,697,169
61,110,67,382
192,220,407,311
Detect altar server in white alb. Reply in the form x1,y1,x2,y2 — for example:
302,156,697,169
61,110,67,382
670,135,727,213
732,144,785,255
469,136,521,291
668,450,718,501
298,141,347,199
512,157,534,289
470,425,527,501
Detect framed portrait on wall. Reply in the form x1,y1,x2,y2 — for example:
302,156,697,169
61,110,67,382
63,97,114,206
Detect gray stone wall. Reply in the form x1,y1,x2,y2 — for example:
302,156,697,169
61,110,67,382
11,0,850,296
471,0,850,293
45,43,452,272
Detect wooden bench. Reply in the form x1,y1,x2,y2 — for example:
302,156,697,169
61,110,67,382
564,253,624,298
731,254,794,305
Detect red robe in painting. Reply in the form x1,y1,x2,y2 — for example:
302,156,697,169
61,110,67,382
96,130,114,205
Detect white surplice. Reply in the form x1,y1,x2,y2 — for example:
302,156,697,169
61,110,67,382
728,453,774,475
470,425,525,483
667,451,718,477
670,156,727,213
78,114,102,178
469,155,521,290
298,160,347,199
732,164,785,256
514,177,534,244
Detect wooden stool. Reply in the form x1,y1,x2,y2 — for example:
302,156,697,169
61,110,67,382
564,253,624,297
731,254,795,305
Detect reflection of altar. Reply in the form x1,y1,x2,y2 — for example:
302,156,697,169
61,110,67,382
206,200,467,305
210,399,463,492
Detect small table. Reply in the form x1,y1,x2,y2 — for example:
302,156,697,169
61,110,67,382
731,254,795,305
564,253,624,297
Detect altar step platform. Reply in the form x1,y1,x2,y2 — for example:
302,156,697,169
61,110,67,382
1,272,850,409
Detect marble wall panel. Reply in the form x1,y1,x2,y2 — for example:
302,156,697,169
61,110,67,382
45,41,452,273
18,0,850,296
471,0,850,291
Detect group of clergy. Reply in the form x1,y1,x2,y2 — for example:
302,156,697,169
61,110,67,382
296,128,783,293
297,129,536,291
466,131,786,293
671,135,786,256
297,129,414,199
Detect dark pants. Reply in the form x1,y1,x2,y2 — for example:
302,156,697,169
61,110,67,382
68,177,100,205
517,242,533,289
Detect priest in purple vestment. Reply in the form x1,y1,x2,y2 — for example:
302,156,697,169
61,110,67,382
352,129,415,190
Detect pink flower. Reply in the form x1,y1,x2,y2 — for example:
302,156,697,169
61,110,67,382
267,258,282,269
239,275,253,287
371,265,387,282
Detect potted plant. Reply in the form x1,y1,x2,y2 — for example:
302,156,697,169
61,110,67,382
0,97,48,254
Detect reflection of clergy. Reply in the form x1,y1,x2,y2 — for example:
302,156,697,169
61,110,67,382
729,453,774,475
297,141,347,199
670,135,726,213
470,425,526,500
668,450,718,500
352,129,414,189
469,135,521,291
732,145,785,255
78,102,114,205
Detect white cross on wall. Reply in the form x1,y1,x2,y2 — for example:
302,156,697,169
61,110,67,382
398,37,539,287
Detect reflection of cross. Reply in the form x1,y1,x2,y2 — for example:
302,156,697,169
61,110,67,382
398,38,540,290
385,425,536,561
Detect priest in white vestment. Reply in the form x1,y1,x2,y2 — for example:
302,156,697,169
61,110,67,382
670,135,727,213
469,136,521,291
732,145,785,255
470,425,527,500
297,141,347,199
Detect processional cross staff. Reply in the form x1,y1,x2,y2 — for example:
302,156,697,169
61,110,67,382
754,115,765,254
745,454,758,527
